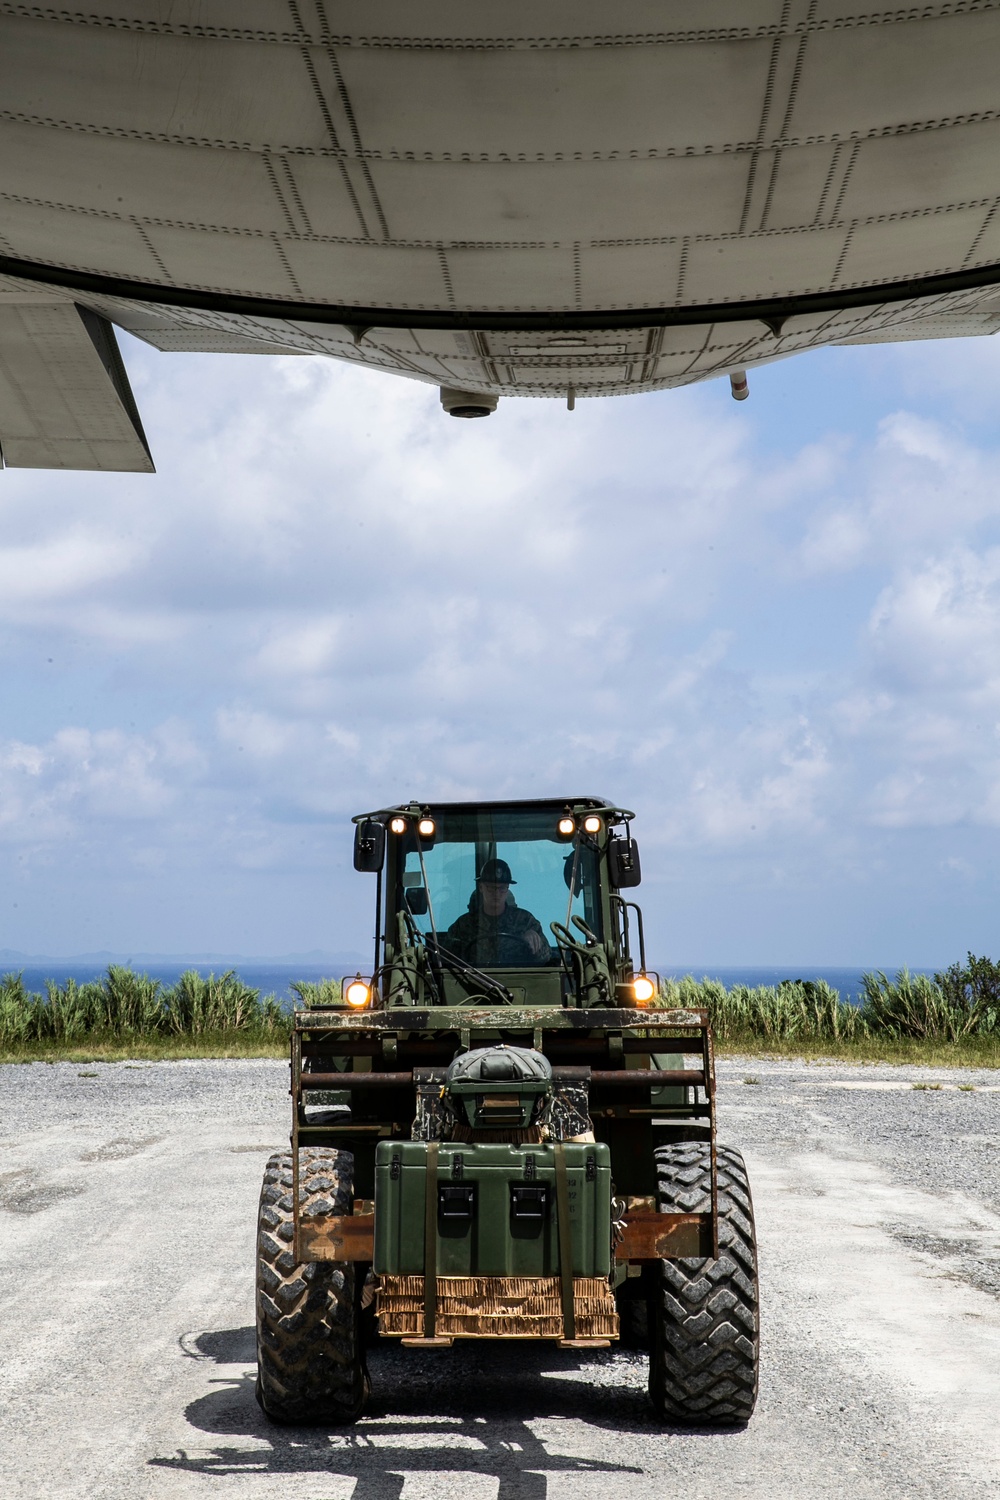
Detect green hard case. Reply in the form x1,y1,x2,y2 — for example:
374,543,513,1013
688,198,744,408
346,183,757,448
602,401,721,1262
373,1140,612,1277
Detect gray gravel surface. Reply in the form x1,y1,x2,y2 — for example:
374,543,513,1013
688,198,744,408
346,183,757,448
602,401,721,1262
0,1055,997,1499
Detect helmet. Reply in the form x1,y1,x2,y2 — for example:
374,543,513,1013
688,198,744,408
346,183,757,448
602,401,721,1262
477,858,516,885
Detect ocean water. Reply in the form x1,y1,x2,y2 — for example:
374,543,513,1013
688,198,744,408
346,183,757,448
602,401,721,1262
659,965,938,1006
4,961,937,1007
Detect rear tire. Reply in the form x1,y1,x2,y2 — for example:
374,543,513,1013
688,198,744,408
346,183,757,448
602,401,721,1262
648,1142,759,1425
255,1147,369,1425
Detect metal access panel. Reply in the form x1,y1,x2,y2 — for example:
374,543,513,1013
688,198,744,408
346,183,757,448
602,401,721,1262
373,1140,612,1279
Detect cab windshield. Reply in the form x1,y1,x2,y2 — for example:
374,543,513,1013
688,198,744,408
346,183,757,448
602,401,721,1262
398,808,601,969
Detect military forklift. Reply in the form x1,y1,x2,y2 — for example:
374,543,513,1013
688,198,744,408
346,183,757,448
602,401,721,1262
256,797,758,1425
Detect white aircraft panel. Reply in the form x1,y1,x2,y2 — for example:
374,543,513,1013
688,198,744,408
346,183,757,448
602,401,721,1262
838,314,1000,345
0,200,163,282
133,331,306,355
580,244,684,313
148,227,298,299
308,1,788,40
447,249,574,314
839,121,1000,224
367,154,750,247
0,123,290,238
0,17,325,150
792,14,1000,139
283,157,385,241
684,228,848,305
335,41,773,159
283,241,447,307
970,216,1000,269
760,143,843,233
841,210,990,290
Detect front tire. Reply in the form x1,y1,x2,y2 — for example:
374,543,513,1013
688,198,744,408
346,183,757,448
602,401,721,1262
255,1147,368,1425
648,1142,759,1425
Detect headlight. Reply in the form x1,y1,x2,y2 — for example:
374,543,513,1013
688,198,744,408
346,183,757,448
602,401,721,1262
417,817,436,837
582,814,602,834
557,816,575,837
389,816,407,834
344,979,371,1008
632,975,656,1005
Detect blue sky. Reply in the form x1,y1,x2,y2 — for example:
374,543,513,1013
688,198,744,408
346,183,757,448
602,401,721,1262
2,329,1000,966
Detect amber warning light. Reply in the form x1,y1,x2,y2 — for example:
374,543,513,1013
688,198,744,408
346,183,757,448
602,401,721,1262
632,976,656,1006
344,977,372,1009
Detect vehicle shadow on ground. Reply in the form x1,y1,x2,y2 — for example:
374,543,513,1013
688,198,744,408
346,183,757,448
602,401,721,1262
152,1326,720,1491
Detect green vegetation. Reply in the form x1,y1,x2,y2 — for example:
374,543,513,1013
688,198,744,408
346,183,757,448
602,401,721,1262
659,955,1000,1067
289,978,343,1007
662,974,864,1044
0,966,291,1062
1,955,998,1067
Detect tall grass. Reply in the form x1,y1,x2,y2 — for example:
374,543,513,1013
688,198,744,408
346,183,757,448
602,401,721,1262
0,966,289,1050
289,978,343,1008
661,953,1000,1050
661,975,867,1044
862,957,1000,1041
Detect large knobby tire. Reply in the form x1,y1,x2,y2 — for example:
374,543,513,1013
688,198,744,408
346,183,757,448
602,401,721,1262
648,1142,759,1425
255,1147,369,1425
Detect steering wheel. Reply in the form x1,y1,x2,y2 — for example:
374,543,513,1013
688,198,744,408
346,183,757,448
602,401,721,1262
496,931,542,967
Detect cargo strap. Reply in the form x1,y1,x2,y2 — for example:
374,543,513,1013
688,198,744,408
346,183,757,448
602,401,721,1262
423,1141,439,1338
554,1143,576,1341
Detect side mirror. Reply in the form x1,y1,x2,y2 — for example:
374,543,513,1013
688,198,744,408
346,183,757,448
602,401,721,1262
405,887,429,916
608,837,641,889
353,819,386,873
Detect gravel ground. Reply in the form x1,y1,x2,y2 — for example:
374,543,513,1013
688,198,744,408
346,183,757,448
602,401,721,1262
0,1055,997,1500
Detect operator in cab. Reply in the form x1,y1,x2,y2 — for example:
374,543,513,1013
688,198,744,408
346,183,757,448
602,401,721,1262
442,858,552,967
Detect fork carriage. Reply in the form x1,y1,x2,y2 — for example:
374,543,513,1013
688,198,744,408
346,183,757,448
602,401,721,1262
291,1003,719,1283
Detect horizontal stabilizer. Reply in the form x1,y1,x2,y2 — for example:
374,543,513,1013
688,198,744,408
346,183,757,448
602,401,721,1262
0,300,153,472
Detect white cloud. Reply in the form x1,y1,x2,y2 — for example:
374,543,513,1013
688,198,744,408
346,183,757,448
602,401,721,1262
677,720,831,846
0,725,176,851
869,547,1000,694
800,509,870,573
0,529,138,612
215,708,297,760
253,617,344,678
4,338,1000,956
795,410,1000,578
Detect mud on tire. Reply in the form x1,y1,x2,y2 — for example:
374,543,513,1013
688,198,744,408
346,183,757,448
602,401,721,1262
255,1147,368,1425
648,1142,759,1425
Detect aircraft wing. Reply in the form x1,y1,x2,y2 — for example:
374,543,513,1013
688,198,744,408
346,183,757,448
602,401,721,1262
0,288,153,471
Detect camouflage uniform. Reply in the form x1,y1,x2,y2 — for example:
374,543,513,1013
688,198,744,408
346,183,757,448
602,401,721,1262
443,893,551,967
